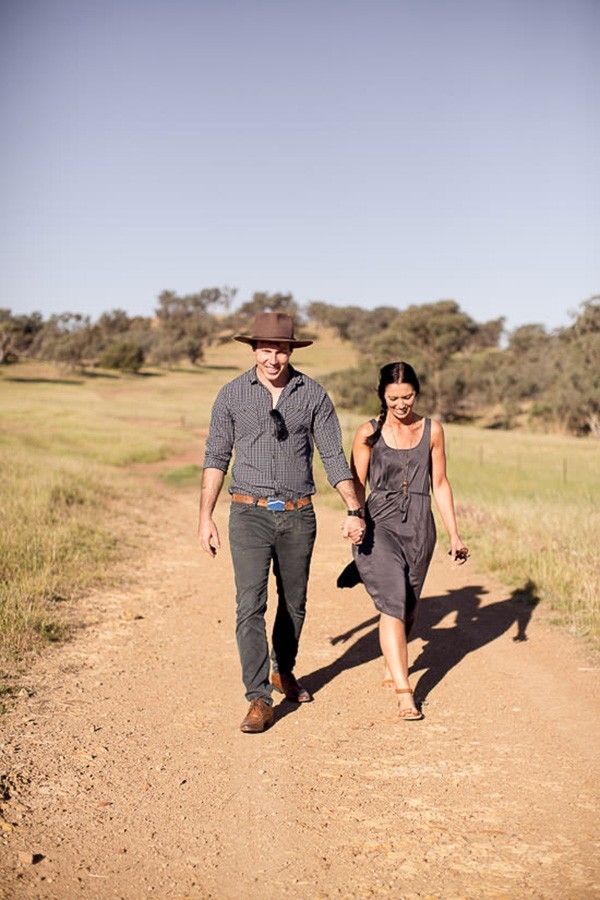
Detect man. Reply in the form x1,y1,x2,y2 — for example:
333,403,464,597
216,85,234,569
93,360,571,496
198,312,365,733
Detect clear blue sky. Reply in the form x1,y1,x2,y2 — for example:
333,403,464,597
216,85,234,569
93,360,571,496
1,0,598,332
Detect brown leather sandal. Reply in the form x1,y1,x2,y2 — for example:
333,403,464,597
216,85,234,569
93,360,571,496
395,688,423,721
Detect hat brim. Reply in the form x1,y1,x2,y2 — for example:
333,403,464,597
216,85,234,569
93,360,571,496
233,335,313,348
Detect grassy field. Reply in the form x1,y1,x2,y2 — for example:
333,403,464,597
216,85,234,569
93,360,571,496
444,425,599,639
1,328,598,682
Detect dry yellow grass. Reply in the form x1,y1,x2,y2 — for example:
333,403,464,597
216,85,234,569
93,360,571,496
1,328,598,675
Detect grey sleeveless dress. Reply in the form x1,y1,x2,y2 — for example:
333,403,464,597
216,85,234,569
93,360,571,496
353,417,436,623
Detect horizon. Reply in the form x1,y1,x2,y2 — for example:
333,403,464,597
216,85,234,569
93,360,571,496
1,0,598,332
2,293,592,336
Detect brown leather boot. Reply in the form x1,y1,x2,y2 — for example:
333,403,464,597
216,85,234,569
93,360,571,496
271,672,312,703
240,698,274,733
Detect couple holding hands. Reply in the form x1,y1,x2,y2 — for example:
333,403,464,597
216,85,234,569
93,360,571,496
198,313,467,732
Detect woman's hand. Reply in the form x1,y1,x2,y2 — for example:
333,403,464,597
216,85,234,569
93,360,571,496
448,540,469,564
342,516,366,545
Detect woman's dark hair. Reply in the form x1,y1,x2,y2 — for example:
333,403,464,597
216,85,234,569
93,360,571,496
366,361,420,448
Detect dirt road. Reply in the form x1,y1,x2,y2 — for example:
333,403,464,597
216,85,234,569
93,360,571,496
1,482,598,899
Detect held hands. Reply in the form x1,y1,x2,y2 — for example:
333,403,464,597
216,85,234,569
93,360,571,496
342,515,366,545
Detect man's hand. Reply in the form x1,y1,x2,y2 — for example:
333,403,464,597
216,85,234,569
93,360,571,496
198,518,221,557
342,515,366,545
198,468,225,557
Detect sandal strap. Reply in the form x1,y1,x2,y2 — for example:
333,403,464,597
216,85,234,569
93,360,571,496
395,688,413,695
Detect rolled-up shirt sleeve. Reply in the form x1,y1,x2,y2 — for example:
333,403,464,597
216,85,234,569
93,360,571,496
312,392,353,487
203,386,234,473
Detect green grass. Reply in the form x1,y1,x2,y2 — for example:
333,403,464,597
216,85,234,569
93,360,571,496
1,337,599,678
0,352,248,674
162,464,203,488
0,447,124,664
282,409,600,644
0,363,206,466
441,425,600,640
0,361,204,674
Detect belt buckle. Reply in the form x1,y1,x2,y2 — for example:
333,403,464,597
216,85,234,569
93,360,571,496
267,497,286,511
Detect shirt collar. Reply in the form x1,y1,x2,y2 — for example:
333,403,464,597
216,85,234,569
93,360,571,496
247,364,304,386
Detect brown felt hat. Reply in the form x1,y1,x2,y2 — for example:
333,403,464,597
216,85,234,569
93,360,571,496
233,312,313,348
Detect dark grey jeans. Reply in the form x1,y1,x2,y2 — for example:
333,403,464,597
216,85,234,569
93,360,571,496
228,502,317,703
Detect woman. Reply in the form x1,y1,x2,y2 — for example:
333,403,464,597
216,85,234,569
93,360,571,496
350,362,468,721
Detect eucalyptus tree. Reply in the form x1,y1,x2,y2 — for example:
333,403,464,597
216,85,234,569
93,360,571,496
367,301,479,417
550,297,600,435
153,287,233,366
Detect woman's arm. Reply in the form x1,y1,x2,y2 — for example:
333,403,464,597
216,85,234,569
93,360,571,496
350,421,373,509
430,419,468,563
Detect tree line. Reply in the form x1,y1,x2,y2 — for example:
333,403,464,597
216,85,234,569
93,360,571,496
1,291,598,436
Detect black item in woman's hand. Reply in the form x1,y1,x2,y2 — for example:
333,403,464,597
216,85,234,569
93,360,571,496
336,560,363,589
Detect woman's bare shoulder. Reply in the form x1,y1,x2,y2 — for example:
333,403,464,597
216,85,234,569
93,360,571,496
429,417,445,443
356,419,377,438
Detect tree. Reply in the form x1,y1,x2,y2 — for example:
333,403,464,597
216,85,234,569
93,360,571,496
465,317,505,352
569,295,600,336
347,307,399,353
496,324,557,426
152,287,232,366
96,309,135,341
92,309,153,366
546,297,600,435
322,362,382,415
99,341,145,372
0,325,19,365
33,313,96,369
307,302,366,341
368,301,478,417
236,291,302,320
223,292,305,340
0,309,45,363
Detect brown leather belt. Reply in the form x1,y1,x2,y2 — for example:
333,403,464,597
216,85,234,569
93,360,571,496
231,493,312,511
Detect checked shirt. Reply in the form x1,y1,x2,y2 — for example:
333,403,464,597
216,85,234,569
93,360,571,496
203,366,352,500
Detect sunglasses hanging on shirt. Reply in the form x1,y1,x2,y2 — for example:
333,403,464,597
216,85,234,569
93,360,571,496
269,409,288,441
